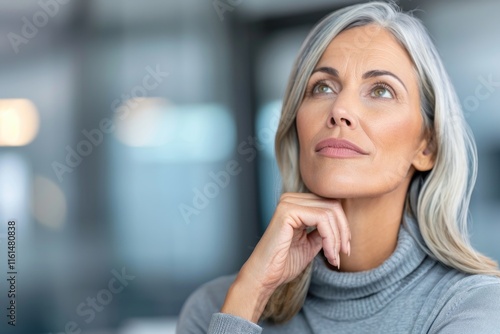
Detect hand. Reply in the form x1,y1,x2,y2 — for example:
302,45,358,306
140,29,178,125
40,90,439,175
221,192,351,322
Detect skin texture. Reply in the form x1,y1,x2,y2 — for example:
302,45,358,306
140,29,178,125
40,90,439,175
296,25,434,272
220,25,435,323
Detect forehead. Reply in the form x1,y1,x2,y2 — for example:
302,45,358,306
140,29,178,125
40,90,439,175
316,25,415,78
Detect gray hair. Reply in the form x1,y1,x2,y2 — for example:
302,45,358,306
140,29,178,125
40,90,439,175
265,1,499,323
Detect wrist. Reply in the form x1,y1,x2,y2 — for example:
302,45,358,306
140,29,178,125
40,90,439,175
221,270,274,323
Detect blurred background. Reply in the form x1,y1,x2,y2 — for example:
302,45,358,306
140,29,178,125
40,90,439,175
0,0,499,333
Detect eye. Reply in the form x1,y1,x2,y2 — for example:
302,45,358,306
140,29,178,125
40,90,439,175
312,82,334,95
370,83,394,99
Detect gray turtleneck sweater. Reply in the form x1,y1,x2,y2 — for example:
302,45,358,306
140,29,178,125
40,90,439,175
177,216,500,333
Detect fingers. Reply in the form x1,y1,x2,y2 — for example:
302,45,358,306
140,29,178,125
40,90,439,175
280,193,351,257
285,205,340,267
306,229,325,257
332,207,351,256
313,210,339,267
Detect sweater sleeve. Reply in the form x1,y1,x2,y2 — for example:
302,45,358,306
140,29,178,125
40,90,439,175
176,275,263,334
208,313,262,333
428,276,500,334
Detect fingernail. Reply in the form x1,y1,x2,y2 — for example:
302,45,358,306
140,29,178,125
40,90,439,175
347,241,351,257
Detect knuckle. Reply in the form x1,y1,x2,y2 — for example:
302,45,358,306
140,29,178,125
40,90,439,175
279,192,291,202
278,200,292,210
330,200,342,209
321,209,335,223
316,209,329,222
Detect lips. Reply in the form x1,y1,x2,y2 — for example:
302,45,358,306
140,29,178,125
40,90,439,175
315,138,368,155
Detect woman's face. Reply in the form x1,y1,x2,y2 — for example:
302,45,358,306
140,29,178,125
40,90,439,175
297,25,434,199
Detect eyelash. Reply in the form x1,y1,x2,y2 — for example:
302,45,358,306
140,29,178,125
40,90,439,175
307,79,397,99
371,81,396,98
307,79,333,96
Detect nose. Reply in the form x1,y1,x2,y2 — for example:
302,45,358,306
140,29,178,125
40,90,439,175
326,92,358,129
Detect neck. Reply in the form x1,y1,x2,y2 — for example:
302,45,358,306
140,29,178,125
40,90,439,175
334,181,411,273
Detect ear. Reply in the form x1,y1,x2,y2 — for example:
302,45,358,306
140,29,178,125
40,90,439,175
412,137,435,172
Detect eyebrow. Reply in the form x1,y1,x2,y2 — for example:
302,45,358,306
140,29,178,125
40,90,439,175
362,70,407,92
312,67,339,77
311,66,407,92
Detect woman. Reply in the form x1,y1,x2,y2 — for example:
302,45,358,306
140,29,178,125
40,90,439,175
177,2,500,333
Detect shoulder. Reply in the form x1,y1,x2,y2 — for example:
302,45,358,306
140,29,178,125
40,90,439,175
177,274,236,333
439,274,500,312
429,274,500,333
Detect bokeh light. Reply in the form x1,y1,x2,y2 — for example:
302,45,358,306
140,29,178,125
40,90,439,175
0,99,39,146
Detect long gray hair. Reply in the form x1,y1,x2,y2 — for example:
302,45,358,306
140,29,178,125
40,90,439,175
264,1,500,324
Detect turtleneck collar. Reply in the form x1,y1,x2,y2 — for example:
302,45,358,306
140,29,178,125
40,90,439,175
306,213,435,320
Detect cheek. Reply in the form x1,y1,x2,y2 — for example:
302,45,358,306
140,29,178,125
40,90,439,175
296,108,318,181
296,108,316,151
367,113,422,176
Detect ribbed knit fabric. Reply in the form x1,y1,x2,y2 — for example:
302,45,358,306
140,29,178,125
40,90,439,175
306,218,431,321
208,314,262,333
177,215,500,334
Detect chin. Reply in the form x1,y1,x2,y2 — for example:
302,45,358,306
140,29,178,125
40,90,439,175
303,179,365,199
303,171,398,199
